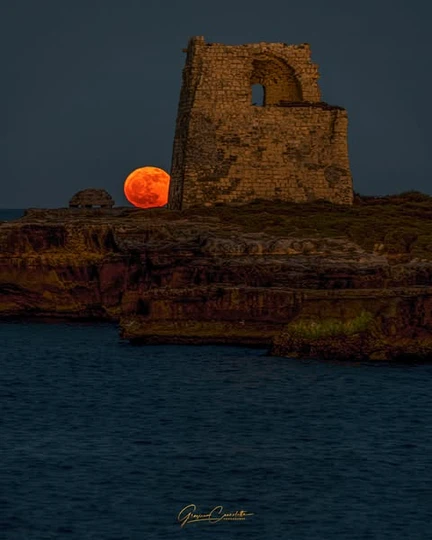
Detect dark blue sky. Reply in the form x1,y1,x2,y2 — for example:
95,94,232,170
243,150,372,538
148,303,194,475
1,0,430,207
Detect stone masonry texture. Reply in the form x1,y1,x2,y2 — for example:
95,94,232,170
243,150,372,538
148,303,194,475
168,36,353,210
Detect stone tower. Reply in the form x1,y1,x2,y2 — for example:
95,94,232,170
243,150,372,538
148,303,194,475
168,36,353,210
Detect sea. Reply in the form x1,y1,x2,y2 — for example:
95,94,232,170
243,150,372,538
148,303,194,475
1,210,432,540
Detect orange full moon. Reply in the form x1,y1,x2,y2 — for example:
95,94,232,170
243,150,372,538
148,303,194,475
124,166,170,209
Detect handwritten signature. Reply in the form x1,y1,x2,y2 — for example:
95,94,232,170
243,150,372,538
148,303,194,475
178,504,254,528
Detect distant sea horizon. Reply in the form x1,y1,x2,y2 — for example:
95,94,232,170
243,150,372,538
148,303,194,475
0,208,25,221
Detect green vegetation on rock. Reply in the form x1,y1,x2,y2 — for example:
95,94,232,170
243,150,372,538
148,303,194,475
286,311,374,339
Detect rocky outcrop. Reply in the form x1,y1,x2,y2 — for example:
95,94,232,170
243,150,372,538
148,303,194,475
270,292,432,361
2,202,432,360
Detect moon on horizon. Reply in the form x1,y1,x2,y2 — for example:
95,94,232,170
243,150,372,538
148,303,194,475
124,166,170,208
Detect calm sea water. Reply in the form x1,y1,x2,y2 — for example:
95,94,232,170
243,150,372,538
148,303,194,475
1,210,432,539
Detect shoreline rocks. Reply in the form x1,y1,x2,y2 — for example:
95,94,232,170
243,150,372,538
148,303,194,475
2,202,432,361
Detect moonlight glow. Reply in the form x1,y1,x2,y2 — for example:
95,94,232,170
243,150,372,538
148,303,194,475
124,166,170,208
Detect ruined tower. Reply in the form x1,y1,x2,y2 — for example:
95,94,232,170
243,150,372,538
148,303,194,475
168,36,353,210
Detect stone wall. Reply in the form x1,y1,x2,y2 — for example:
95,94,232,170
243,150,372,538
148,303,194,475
168,36,353,210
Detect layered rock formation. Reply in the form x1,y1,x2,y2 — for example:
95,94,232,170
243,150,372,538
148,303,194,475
1,200,432,360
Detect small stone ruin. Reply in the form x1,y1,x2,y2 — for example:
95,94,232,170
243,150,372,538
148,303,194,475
69,189,115,209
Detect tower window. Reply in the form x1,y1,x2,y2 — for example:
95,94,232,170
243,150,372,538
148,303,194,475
251,84,265,106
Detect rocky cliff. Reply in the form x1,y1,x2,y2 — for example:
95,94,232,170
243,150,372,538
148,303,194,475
2,196,432,359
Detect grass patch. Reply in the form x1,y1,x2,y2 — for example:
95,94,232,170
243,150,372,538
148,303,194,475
287,311,374,339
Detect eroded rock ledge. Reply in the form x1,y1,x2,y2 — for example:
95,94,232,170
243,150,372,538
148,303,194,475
2,201,432,360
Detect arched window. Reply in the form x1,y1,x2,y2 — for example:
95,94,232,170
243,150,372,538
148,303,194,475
251,56,302,105
251,84,265,106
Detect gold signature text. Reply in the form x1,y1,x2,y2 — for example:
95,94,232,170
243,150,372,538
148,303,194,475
178,504,254,528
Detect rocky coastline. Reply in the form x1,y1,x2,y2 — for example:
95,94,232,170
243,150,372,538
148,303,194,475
2,195,432,360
